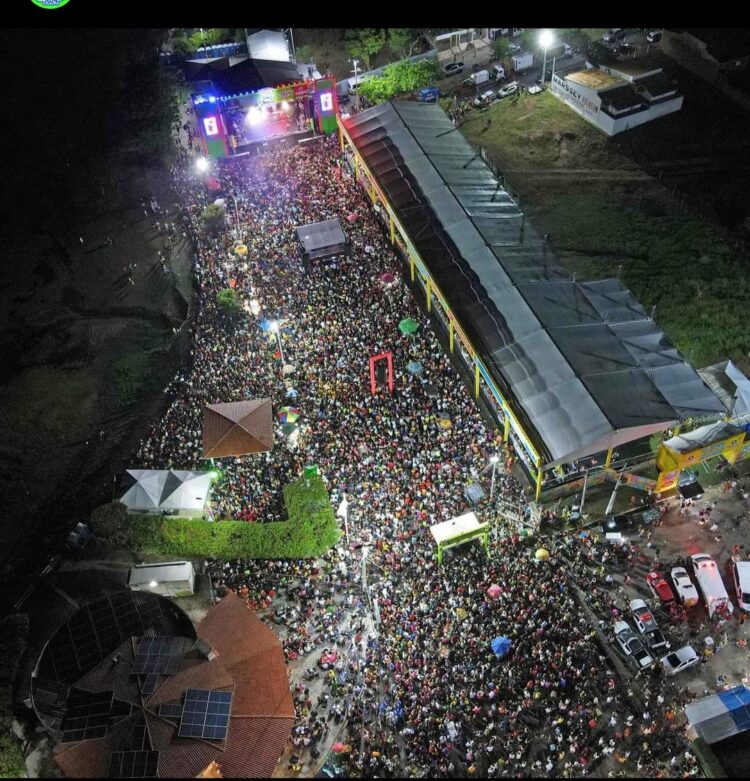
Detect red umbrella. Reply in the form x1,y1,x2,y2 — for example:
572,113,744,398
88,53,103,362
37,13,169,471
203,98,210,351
487,584,501,600
332,742,346,754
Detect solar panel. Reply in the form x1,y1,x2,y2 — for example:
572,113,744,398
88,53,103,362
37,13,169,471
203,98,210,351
110,592,143,638
178,689,232,740
109,750,159,778
132,636,185,675
108,699,133,728
60,689,114,743
157,703,183,720
139,674,161,696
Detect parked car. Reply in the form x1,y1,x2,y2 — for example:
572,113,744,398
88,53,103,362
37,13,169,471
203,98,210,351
603,29,627,43
646,30,662,43
613,620,655,670
731,560,750,613
629,599,669,651
671,567,700,608
660,645,699,676
646,571,676,604
497,81,519,98
444,61,465,76
418,86,440,103
473,89,496,107
617,43,635,56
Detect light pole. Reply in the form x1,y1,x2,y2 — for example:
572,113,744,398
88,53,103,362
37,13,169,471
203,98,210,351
231,193,241,239
269,320,285,365
489,454,500,502
539,29,554,89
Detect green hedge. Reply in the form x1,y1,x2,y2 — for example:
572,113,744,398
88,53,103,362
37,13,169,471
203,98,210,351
127,474,340,559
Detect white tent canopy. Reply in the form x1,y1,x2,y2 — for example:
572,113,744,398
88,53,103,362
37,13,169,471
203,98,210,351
120,470,214,516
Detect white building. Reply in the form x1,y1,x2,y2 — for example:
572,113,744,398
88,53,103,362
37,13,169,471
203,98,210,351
127,561,196,597
550,61,683,136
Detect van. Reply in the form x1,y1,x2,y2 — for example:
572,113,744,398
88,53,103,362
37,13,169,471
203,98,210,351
732,560,750,612
418,87,440,103
691,553,734,617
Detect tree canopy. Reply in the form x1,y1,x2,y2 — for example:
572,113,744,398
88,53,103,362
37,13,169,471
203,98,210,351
358,59,439,104
344,28,387,71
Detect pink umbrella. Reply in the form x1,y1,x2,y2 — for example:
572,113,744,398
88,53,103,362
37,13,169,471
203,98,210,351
487,584,502,600
381,272,396,284
332,742,346,754
347,212,358,223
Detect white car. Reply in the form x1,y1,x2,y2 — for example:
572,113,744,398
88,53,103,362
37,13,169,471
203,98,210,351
660,645,699,676
443,62,465,76
629,599,668,651
671,567,699,608
613,621,654,670
497,82,518,99
473,89,496,107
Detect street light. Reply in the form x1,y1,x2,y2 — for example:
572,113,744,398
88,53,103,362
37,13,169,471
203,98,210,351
269,320,286,365
539,29,555,89
489,454,500,502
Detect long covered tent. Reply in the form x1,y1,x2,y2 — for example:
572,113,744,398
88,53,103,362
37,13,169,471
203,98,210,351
340,101,723,495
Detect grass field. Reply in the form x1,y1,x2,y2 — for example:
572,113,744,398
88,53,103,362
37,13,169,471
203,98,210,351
461,91,750,370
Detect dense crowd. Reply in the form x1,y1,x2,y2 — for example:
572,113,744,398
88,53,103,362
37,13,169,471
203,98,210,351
137,128,699,777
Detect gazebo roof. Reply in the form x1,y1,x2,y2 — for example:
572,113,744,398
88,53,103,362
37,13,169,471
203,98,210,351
202,399,273,458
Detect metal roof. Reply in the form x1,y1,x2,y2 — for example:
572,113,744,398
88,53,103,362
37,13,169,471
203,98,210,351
344,101,724,466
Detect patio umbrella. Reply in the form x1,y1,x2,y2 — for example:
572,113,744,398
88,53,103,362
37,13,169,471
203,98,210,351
487,584,501,600
406,361,423,375
398,318,419,336
535,548,550,561
259,319,272,332
234,244,248,256
282,364,296,376
491,636,512,659
331,743,346,754
286,387,298,398
278,406,300,424
381,272,396,284
281,421,298,436
347,212,358,223
438,413,452,429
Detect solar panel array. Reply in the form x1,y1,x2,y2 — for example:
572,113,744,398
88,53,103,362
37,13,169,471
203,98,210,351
178,689,232,740
157,703,183,720
132,636,185,676
60,689,114,743
109,750,159,778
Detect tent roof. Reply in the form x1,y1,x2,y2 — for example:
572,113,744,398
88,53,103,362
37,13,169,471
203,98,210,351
203,399,273,458
430,511,485,545
186,56,304,95
120,470,213,513
344,101,724,466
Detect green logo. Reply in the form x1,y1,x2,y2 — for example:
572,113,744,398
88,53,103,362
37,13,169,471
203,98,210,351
31,0,71,8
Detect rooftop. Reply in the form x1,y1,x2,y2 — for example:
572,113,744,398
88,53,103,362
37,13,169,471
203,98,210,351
565,69,622,90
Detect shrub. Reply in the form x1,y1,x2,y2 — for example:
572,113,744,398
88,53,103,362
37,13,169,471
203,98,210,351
127,475,340,559
90,502,129,545
0,715,25,780
201,203,226,232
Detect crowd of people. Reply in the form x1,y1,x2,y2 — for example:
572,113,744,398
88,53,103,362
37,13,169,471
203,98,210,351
134,125,701,777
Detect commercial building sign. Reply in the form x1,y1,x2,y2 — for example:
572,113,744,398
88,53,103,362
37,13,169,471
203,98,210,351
551,74,600,118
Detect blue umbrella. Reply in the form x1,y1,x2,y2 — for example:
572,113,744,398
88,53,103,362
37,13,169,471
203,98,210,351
491,636,512,659
286,388,298,398
260,318,272,332
407,361,423,375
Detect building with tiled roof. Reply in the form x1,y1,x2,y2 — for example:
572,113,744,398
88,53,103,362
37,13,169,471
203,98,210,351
31,591,293,778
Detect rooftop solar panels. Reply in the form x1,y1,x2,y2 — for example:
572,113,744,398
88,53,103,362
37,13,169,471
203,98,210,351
138,674,161,697
157,703,183,720
109,750,159,778
60,689,113,743
132,636,185,676
178,689,232,740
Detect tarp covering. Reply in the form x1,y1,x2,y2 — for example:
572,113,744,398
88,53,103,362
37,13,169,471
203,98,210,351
203,398,273,458
120,470,213,515
344,102,724,466
296,219,347,260
698,360,750,417
686,685,750,744
491,636,512,659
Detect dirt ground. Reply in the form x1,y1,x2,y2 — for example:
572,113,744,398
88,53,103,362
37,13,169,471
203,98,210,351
0,161,194,614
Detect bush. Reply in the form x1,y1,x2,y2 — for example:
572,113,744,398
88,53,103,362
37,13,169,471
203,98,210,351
0,715,25,780
127,475,340,559
0,614,29,711
90,502,129,545
216,288,242,315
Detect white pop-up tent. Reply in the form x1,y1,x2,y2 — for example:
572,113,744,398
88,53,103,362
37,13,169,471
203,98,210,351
120,469,214,516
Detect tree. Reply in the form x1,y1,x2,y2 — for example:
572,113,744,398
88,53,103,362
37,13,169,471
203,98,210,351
202,203,226,232
387,28,412,59
358,59,439,104
0,715,25,780
587,41,615,66
344,28,386,71
216,288,242,315
494,37,512,62
172,36,196,57
90,502,129,545
296,43,313,64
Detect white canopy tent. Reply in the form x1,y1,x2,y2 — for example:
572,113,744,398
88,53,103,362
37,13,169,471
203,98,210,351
430,511,489,565
120,469,214,517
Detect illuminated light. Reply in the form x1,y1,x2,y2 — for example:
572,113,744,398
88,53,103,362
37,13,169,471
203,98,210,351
208,95,217,103
539,29,555,49
281,100,291,111
489,454,500,464
149,580,159,588
269,320,279,333
195,156,209,173
246,106,263,125
209,470,220,480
